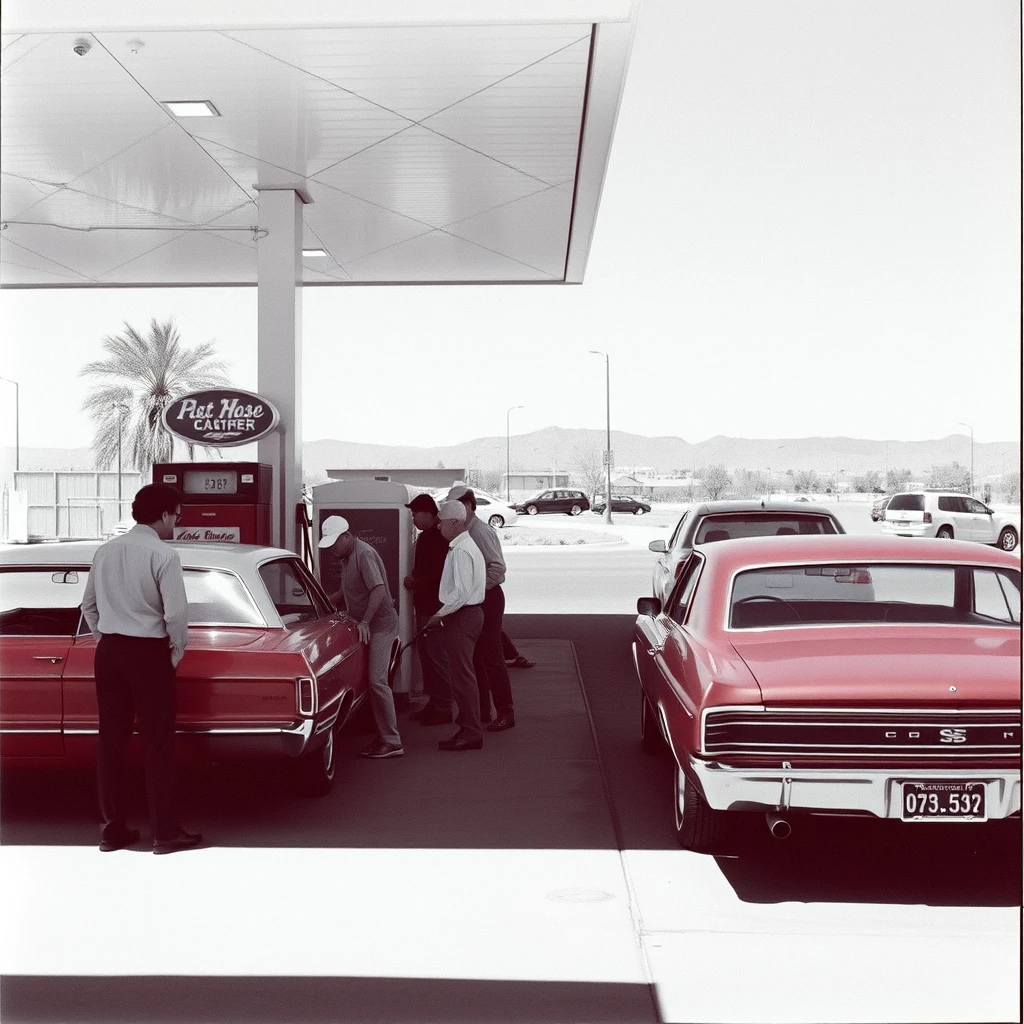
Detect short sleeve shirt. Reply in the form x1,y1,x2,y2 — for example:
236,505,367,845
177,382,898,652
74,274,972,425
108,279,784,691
339,538,398,631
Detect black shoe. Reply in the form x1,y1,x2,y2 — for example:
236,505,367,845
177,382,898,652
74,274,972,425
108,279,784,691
507,656,535,669
438,733,483,751
153,830,203,855
99,826,140,852
486,714,515,732
418,708,455,726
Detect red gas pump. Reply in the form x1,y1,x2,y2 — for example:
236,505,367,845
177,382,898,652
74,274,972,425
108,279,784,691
154,462,273,545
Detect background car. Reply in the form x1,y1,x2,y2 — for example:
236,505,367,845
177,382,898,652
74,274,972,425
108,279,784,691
513,489,590,516
430,489,518,528
869,495,892,522
0,541,369,797
648,500,845,603
882,491,1019,550
591,494,651,515
633,535,1021,852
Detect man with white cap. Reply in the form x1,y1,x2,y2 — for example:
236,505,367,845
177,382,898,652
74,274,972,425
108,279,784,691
318,515,403,759
424,500,487,750
445,484,515,731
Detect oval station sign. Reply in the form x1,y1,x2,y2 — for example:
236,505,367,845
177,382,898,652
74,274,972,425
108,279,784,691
162,388,280,447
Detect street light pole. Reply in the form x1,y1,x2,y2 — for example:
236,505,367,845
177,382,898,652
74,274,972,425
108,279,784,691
589,350,613,525
0,376,18,473
958,422,974,495
506,404,523,503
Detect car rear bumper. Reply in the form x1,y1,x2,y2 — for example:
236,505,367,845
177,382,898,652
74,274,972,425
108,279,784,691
689,756,1021,820
880,521,933,538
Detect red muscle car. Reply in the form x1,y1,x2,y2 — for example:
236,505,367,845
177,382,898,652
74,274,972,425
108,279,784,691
633,534,1021,851
0,541,368,796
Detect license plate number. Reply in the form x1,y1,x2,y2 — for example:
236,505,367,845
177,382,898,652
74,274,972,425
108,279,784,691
893,520,910,526
901,781,986,821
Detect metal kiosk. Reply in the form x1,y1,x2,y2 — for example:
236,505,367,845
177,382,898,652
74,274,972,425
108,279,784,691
312,480,418,696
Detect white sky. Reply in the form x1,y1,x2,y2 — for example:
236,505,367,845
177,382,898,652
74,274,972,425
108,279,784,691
1,0,1020,449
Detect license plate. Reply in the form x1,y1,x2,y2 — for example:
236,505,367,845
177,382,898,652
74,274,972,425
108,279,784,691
901,781,986,821
893,520,910,526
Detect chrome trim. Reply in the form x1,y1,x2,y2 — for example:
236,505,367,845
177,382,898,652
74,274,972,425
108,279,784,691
0,728,62,734
722,557,1021,632
688,755,1021,820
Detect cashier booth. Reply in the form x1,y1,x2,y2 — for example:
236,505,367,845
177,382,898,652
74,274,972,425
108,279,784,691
312,480,419,695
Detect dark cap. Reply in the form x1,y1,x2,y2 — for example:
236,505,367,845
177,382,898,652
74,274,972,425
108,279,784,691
405,493,438,514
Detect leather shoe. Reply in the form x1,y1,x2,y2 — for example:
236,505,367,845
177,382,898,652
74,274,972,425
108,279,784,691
99,827,140,852
438,733,483,751
153,829,203,855
486,714,515,732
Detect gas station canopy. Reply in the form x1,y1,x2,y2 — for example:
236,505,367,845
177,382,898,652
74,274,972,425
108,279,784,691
0,1,637,288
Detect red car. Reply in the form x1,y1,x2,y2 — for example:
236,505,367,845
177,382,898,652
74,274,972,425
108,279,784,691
633,535,1021,851
0,542,368,796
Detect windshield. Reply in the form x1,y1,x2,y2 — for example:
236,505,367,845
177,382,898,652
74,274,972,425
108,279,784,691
695,514,838,545
730,563,1021,628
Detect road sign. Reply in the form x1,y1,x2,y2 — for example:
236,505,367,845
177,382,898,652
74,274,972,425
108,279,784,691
602,450,613,467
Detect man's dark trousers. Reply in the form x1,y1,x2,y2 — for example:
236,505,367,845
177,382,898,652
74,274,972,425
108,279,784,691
441,605,485,743
473,584,514,718
94,633,179,839
415,611,453,715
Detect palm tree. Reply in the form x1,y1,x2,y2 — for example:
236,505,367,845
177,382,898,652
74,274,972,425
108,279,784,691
80,318,229,474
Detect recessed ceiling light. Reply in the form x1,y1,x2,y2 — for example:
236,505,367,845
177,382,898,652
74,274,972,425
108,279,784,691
302,248,328,258
163,100,220,117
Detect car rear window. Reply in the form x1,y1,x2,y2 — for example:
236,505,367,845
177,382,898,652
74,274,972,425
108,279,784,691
729,563,1021,628
695,514,838,544
888,494,925,511
183,569,264,626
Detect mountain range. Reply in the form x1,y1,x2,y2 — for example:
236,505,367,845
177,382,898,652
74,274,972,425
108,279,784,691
3,427,1019,480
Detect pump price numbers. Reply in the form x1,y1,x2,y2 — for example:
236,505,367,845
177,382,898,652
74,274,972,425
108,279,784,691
183,470,238,496
901,781,986,820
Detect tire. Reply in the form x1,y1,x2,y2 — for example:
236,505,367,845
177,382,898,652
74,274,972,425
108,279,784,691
289,730,336,797
569,504,582,516
936,526,954,540
527,505,538,516
998,527,1019,552
672,760,727,852
641,692,667,755
488,514,504,528
634,507,645,516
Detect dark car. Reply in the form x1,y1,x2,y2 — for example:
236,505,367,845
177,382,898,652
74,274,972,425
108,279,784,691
648,499,845,603
513,489,590,516
870,495,892,522
591,494,651,516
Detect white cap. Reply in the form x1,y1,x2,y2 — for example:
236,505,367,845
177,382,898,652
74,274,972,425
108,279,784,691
437,500,467,522
318,515,350,548
445,484,472,502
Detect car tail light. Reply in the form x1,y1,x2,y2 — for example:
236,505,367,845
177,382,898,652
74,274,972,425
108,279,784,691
297,676,317,716
923,512,932,524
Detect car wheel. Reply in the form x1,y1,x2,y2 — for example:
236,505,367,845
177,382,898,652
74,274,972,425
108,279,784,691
634,507,645,516
289,730,336,797
527,505,538,515
569,504,582,516
488,514,504,529
936,526,954,539
641,692,667,755
672,760,726,852
998,527,1019,551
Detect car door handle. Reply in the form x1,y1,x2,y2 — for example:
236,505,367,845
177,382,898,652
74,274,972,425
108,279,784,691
33,656,64,664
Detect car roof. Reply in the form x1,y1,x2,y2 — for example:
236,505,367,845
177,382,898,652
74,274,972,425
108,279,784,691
1,540,300,570
695,533,1020,571
689,499,837,516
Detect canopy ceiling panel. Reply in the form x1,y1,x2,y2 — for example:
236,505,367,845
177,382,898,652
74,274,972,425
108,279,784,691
0,5,636,287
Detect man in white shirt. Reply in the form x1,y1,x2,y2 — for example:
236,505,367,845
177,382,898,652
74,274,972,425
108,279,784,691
425,501,487,750
81,483,200,855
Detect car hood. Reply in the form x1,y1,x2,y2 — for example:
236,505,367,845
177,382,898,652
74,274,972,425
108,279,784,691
730,630,1021,706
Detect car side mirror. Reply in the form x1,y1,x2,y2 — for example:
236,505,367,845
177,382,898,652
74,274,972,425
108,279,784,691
648,539,667,553
637,596,661,616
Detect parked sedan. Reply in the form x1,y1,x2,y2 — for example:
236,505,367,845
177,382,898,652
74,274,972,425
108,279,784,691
0,541,369,796
513,489,590,516
591,495,651,516
429,489,518,528
869,495,892,522
648,500,844,604
633,535,1021,852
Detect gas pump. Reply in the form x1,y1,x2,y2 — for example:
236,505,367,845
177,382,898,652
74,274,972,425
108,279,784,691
154,462,273,545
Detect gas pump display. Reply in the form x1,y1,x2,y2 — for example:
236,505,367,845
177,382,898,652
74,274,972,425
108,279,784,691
154,462,272,545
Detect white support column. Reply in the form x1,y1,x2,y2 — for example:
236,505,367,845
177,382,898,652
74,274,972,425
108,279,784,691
256,188,305,552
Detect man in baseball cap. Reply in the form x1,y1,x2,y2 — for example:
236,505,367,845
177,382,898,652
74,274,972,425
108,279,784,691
403,493,453,726
318,515,403,759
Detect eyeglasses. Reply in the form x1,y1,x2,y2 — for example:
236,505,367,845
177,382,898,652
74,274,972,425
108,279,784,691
166,510,182,523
